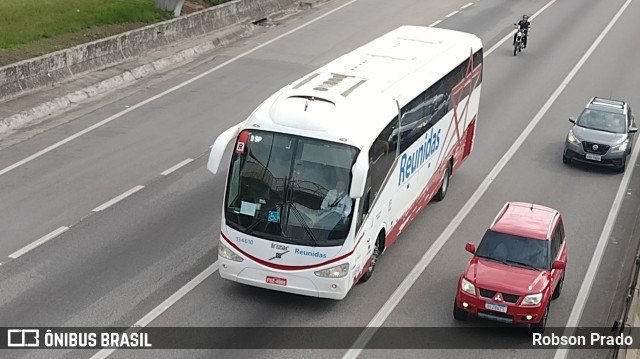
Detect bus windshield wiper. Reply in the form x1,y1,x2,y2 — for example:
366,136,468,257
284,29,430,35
244,214,267,235
287,202,319,246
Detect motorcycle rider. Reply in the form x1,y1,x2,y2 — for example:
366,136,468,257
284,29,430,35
513,15,531,48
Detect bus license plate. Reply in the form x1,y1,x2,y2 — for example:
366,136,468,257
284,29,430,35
266,276,287,286
585,153,601,161
485,302,507,313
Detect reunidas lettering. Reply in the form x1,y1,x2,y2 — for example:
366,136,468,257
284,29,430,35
398,128,442,185
294,248,327,259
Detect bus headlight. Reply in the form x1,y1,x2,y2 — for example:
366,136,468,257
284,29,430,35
460,277,476,296
218,241,243,262
521,293,543,306
315,263,349,278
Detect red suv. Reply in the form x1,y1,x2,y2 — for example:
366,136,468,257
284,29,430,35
453,202,567,333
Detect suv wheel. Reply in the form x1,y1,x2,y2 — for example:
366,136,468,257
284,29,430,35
616,158,627,173
552,273,564,299
453,300,468,321
530,303,549,334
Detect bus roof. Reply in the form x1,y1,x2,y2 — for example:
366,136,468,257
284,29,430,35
244,26,482,149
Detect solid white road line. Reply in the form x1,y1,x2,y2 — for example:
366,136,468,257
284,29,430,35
554,0,635,358
342,0,637,356
0,0,361,179
429,20,442,27
90,261,219,359
92,185,145,212
8,226,69,259
461,3,474,10
160,158,194,176
445,10,459,18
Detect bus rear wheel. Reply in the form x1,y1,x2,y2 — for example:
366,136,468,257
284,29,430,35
434,161,451,202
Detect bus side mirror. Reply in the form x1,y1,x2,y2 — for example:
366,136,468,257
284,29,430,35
350,152,369,199
207,121,246,175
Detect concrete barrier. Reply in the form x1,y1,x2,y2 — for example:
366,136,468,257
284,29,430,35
0,0,305,103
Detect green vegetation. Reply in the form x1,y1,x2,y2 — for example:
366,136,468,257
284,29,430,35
0,0,172,50
0,0,176,65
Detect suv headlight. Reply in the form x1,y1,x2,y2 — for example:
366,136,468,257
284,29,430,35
461,277,476,296
315,263,349,278
218,241,243,262
521,293,543,306
613,140,629,152
567,130,581,144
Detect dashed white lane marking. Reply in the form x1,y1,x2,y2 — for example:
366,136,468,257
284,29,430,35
92,185,145,212
90,261,219,359
161,158,194,176
461,2,474,9
429,19,442,27
445,10,459,18
8,226,69,259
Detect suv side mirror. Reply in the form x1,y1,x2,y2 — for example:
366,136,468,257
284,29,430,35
465,242,476,254
629,126,638,133
552,260,566,270
569,117,576,124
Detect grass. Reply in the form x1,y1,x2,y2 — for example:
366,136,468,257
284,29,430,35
0,0,172,65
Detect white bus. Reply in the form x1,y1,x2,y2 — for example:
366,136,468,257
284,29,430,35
207,26,483,300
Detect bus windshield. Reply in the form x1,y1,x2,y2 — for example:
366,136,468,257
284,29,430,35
225,130,359,247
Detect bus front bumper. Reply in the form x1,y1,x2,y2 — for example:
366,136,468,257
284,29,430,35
219,258,350,300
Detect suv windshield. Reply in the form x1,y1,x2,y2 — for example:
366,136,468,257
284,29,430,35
576,108,626,134
225,130,359,247
475,230,549,270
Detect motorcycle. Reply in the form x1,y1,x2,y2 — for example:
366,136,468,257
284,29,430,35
513,25,529,56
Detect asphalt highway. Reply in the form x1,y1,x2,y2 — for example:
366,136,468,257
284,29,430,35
1,0,640,358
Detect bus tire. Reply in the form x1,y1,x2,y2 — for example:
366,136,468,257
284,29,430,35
360,235,382,283
434,161,451,202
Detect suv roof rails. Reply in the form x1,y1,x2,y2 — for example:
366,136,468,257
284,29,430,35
546,211,559,239
591,97,625,108
490,202,510,228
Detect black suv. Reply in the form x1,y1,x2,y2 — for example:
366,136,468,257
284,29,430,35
563,97,637,172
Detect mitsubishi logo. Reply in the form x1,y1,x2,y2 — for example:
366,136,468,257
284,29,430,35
592,144,599,150
269,250,289,261
493,293,503,302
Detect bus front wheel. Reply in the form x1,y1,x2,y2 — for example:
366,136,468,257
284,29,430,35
360,237,382,283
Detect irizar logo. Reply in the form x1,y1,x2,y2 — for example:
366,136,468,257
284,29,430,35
398,128,442,185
